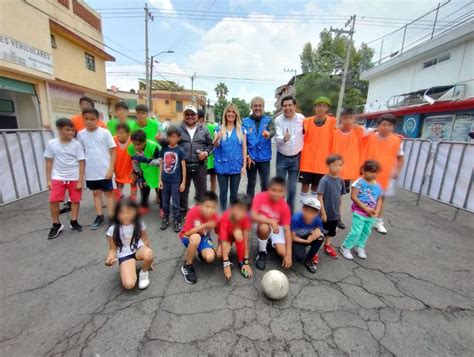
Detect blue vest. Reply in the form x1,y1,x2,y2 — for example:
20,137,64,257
214,127,244,175
242,116,272,162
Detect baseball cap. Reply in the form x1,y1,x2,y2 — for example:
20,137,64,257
183,105,197,114
314,96,331,106
301,196,321,210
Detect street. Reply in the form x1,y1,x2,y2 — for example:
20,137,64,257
0,187,473,356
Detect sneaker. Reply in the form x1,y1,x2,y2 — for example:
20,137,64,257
324,244,339,259
337,219,346,229
59,201,71,214
266,239,274,254
173,220,182,233
48,223,64,239
138,269,150,289
255,250,267,270
138,206,150,216
304,260,318,273
181,264,197,284
160,217,169,230
69,220,83,232
375,220,387,234
340,246,354,260
312,253,320,265
355,247,367,259
90,215,105,230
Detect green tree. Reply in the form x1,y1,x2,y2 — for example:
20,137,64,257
300,42,315,73
213,98,228,124
231,97,250,118
214,82,229,100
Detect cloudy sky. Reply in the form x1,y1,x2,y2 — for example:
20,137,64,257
88,0,471,110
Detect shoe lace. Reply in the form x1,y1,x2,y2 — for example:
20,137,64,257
183,265,194,274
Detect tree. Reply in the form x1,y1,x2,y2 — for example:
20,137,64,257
300,42,315,74
213,98,228,124
214,82,229,100
213,96,251,123
231,97,250,118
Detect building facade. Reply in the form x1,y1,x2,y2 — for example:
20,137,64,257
0,0,115,129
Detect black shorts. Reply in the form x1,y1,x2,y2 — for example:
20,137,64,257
323,220,339,237
86,179,113,191
118,252,137,265
299,172,324,186
343,179,351,194
207,168,216,175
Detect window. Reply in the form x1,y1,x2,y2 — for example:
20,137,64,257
438,54,450,63
84,53,95,71
176,101,183,112
423,53,450,68
50,34,57,49
0,99,14,113
165,99,169,105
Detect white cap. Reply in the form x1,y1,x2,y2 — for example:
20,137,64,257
301,196,321,210
183,105,197,114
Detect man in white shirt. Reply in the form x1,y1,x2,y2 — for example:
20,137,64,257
274,96,305,213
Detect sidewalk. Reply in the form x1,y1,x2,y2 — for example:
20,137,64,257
0,189,472,356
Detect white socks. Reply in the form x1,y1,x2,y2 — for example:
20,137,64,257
311,191,318,198
258,238,269,252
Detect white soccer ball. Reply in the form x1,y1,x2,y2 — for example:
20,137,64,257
262,270,289,300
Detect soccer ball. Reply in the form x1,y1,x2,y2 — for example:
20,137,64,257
262,270,289,300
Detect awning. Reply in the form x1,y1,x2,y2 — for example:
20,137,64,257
0,77,35,95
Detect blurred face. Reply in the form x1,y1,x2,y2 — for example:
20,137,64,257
136,111,147,125
225,108,237,124
116,128,129,143
328,159,343,176
167,132,180,146
58,126,75,140
314,103,329,117
116,107,128,121
251,100,264,117
199,200,218,219
268,183,285,202
83,113,99,130
282,99,296,118
363,169,378,181
302,206,319,224
117,205,137,225
230,203,248,222
378,120,395,137
132,140,146,152
79,100,93,111
341,114,356,128
184,110,197,127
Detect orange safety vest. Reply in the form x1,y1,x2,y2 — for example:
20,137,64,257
331,126,364,180
361,132,401,190
113,137,133,184
72,114,106,132
300,115,337,174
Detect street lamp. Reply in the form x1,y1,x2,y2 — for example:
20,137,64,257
147,50,174,109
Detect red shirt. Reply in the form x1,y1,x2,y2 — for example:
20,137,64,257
180,205,219,238
218,209,252,242
251,191,291,226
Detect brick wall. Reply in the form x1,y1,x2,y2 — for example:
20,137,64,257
72,0,101,32
57,0,69,9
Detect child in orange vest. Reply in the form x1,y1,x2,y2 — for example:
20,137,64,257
113,123,137,201
360,114,404,234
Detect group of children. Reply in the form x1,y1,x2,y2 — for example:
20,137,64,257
44,98,393,290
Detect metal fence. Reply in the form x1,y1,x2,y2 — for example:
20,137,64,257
399,138,474,217
0,129,54,205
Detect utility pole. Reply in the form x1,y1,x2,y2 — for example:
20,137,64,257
191,72,196,106
149,55,155,111
284,68,297,95
144,3,153,107
330,15,356,122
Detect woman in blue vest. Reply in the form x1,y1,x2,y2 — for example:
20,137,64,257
214,104,247,210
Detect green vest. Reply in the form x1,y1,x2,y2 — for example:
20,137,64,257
128,140,161,188
107,118,134,136
130,119,160,142
206,122,217,170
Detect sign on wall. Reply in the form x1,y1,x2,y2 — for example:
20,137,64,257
402,114,421,138
0,34,54,75
421,115,454,142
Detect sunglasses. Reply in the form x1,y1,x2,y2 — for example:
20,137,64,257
184,112,196,116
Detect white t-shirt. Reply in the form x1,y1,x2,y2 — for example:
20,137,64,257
43,138,85,181
186,126,197,139
77,127,116,180
106,221,146,259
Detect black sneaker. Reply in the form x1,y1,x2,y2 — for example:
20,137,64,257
173,220,182,233
90,215,105,230
255,250,267,270
181,264,197,284
70,220,83,232
48,223,64,239
59,201,71,214
337,219,346,229
266,239,274,254
304,260,318,274
160,217,169,230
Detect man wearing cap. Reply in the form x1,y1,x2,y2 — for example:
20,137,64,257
242,96,275,198
161,105,213,219
299,96,337,200
274,95,305,213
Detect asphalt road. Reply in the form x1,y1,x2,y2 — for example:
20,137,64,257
0,184,473,356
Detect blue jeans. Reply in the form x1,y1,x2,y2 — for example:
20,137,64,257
217,174,241,211
246,161,271,198
276,151,300,213
162,181,180,221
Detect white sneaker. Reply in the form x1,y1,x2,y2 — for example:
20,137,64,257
355,247,367,259
375,220,387,234
340,246,354,260
138,270,150,290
